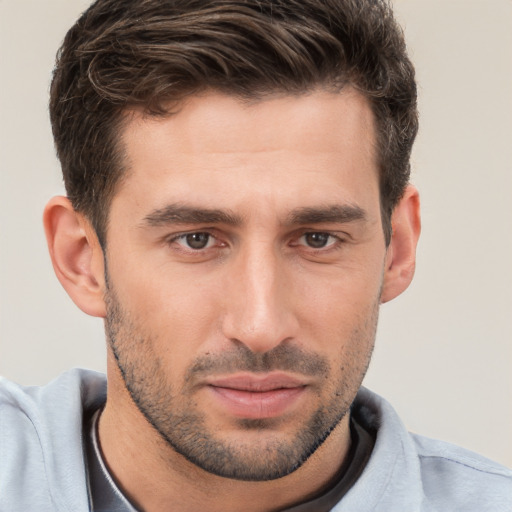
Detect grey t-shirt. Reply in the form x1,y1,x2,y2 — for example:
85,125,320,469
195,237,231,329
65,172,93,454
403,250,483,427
86,409,138,511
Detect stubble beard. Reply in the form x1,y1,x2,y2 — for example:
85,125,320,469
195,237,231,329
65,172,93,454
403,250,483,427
104,285,378,481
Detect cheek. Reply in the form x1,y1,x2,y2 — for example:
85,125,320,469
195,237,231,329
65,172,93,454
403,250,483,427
110,263,225,359
293,264,383,345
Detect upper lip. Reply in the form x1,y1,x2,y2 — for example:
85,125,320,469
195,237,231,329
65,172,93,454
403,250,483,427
205,372,308,392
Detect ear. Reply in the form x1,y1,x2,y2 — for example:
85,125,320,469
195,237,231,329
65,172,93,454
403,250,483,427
43,196,107,317
381,185,421,303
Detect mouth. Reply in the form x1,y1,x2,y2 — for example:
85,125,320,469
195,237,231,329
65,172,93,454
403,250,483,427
205,373,309,420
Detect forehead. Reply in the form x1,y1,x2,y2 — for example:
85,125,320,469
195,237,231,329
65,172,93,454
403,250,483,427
114,89,379,221
124,88,375,155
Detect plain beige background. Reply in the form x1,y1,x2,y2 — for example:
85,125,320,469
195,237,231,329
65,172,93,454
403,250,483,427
1,0,511,468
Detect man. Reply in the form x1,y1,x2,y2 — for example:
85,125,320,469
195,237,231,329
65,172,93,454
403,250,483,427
0,0,510,510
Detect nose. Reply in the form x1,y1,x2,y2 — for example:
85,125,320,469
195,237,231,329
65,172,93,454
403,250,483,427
221,243,299,353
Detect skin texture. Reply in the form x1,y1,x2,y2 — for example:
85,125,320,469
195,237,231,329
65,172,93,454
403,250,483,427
44,89,420,512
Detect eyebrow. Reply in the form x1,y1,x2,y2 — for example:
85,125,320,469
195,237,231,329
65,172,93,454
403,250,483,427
142,202,366,228
142,204,243,227
286,204,367,225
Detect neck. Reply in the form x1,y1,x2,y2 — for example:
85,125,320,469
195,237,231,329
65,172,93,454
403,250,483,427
99,356,353,512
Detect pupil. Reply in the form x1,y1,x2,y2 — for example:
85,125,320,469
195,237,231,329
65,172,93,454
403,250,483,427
186,233,209,249
306,233,329,248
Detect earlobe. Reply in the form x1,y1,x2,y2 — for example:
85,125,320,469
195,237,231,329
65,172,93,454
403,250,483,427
381,185,421,303
43,196,107,317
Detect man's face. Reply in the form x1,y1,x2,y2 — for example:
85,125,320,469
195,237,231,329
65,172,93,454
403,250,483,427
104,89,386,480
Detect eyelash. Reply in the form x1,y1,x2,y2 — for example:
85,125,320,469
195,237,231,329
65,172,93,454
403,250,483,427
295,232,342,250
167,231,223,252
166,230,346,254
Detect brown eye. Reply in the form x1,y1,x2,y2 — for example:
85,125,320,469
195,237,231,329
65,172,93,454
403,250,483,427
304,232,330,248
184,232,211,249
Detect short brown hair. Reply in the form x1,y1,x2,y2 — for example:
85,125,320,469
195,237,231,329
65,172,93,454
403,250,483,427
50,0,418,246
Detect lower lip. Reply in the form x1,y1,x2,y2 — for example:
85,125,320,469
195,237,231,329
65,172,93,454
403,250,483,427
208,386,306,419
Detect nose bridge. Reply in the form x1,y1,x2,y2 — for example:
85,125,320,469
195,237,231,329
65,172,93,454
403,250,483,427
222,238,297,353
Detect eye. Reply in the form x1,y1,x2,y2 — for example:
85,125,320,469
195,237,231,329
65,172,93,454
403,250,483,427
175,232,214,250
299,232,337,249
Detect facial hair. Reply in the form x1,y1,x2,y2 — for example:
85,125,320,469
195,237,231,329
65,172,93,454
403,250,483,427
104,283,378,481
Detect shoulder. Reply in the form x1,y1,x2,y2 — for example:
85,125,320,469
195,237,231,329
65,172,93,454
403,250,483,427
0,367,107,443
412,433,512,510
0,369,107,512
349,388,512,511
0,367,106,421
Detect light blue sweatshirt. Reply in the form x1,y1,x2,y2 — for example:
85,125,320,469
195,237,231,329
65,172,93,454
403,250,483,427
1,369,510,511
